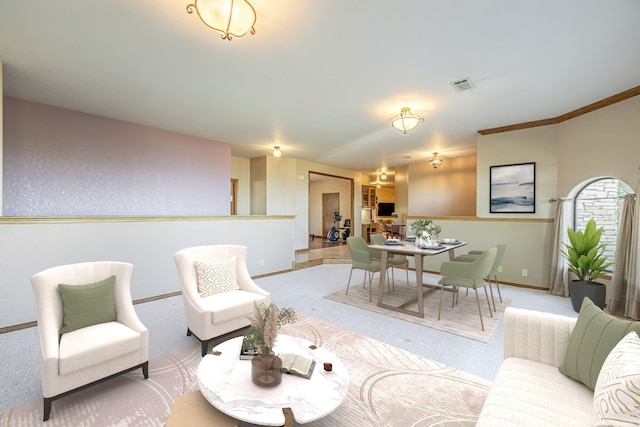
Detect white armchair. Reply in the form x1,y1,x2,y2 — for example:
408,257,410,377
174,245,271,356
30,261,149,421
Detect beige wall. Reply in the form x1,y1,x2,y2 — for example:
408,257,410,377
409,155,477,217
266,156,297,215
231,156,251,215
477,126,558,218
394,165,409,225
250,156,267,215
476,95,640,217
557,95,640,195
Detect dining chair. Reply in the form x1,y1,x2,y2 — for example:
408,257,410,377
454,243,507,312
390,224,405,240
346,236,391,302
369,233,409,287
381,221,392,238
438,247,498,331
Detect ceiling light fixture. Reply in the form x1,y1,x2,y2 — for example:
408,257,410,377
381,172,387,180
272,146,282,157
186,0,256,41
429,152,443,169
391,107,424,134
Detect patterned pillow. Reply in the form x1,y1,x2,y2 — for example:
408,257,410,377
594,331,640,426
194,256,238,297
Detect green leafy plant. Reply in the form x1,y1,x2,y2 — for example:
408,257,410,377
560,218,614,282
244,302,297,358
410,219,432,233
411,219,440,239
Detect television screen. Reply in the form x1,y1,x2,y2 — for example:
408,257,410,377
377,202,395,217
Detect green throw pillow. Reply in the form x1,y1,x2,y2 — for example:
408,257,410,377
58,275,117,334
559,297,640,390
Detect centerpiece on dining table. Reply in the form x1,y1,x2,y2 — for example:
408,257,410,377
244,302,297,387
410,219,441,248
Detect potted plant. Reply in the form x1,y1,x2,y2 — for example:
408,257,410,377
244,302,297,387
560,218,614,312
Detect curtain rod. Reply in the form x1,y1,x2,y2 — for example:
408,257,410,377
548,194,636,203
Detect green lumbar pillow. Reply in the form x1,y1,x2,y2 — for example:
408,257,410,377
58,275,117,334
559,297,640,390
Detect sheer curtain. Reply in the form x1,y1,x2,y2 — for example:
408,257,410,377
548,199,571,296
609,194,640,319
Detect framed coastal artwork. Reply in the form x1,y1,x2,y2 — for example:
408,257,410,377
490,162,535,213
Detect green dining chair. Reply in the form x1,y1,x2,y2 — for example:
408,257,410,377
438,246,498,331
346,236,391,302
369,233,409,287
454,243,507,312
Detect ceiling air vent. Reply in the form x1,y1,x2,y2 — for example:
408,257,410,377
451,78,474,92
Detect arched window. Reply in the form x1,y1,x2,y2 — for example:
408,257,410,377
574,178,634,272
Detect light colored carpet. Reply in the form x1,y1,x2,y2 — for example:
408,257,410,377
0,314,490,427
324,278,510,343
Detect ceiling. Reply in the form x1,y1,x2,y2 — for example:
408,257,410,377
1,1,638,174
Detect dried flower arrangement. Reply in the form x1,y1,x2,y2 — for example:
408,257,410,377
244,302,297,359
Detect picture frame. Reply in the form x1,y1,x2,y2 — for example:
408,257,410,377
490,162,535,213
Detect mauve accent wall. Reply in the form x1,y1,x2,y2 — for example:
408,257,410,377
3,97,231,216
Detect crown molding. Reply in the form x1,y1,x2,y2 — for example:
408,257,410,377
478,85,640,135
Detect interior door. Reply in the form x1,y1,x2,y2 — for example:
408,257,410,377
322,193,340,239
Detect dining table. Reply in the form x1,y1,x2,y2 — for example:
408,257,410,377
368,240,467,318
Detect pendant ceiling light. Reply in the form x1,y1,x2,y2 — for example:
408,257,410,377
187,0,256,41
391,107,424,134
429,152,443,169
272,146,282,157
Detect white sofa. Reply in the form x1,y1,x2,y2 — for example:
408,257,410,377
476,306,593,426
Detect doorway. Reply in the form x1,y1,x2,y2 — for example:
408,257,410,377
309,172,354,245
322,193,340,239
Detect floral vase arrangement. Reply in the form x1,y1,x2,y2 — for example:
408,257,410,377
244,302,297,387
410,219,441,241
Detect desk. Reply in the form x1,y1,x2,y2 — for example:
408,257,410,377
197,335,349,426
369,241,467,318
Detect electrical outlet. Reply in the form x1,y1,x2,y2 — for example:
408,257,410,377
497,266,503,273
522,269,528,277
260,259,265,267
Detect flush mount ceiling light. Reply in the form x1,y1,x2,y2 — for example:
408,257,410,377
429,152,443,169
391,107,424,134
272,146,282,157
381,172,387,180
186,0,256,41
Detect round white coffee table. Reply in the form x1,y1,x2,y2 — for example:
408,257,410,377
197,334,349,426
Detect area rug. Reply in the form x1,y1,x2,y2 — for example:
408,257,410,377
0,314,491,427
323,277,511,343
